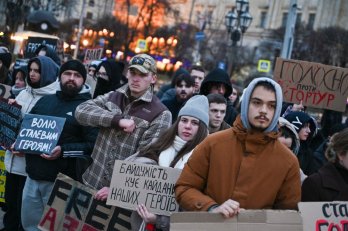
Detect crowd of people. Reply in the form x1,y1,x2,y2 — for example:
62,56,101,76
0,44,348,231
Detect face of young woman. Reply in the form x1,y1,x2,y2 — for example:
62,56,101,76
177,116,200,142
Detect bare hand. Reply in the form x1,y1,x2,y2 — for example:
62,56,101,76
94,187,109,201
292,100,304,112
10,142,24,157
136,204,157,224
119,118,136,133
8,99,16,105
211,199,241,218
41,146,61,160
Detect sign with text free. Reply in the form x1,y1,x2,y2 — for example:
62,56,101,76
83,48,103,65
0,97,22,148
274,58,348,112
298,202,348,231
107,160,182,216
38,173,132,231
25,37,58,59
14,114,65,155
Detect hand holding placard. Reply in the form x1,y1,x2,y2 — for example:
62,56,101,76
14,114,66,155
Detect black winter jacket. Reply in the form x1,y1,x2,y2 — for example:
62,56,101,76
25,89,98,182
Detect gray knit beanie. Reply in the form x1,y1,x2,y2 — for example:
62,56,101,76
178,95,209,127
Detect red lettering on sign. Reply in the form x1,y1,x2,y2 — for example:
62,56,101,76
63,215,79,231
39,207,57,231
81,223,98,231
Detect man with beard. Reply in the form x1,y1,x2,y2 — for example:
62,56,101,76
20,60,98,230
162,73,195,122
175,77,301,218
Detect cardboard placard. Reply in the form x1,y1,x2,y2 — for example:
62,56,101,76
273,58,348,112
0,84,11,99
39,173,132,231
0,97,22,148
170,210,303,231
25,37,58,59
83,48,103,65
0,149,6,203
298,201,348,231
14,114,65,155
107,160,181,216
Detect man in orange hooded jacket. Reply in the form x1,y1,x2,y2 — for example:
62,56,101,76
175,77,301,218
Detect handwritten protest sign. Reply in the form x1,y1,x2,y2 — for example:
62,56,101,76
25,37,58,59
0,84,11,99
0,148,6,203
107,160,182,216
83,48,103,65
0,97,22,148
39,173,132,231
298,202,348,231
14,114,65,155
274,58,348,112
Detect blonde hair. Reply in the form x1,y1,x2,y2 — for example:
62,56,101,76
325,128,348,163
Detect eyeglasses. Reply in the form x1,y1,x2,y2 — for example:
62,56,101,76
130,57,145,65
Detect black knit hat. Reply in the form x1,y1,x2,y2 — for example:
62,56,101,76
59,60,87,82
284,111,317,138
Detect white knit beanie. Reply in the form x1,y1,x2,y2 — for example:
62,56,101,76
178,95,209,127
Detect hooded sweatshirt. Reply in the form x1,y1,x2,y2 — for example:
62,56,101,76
175,77,301,211
5,56,59,176
241,77,283,132
199,68,237,125
93,60,126,98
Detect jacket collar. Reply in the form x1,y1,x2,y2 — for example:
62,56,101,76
116,84,153,103
319,163,348,193
232,115,279,155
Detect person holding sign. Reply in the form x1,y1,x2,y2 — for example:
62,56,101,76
302,128,348,201
20,60,98,231
4,55,59,231
175,77,301,218
95,95,209,231
75,54,171,191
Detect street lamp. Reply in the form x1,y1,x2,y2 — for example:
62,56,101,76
225,0,253,46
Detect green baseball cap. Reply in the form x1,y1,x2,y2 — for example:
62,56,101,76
128,54,157,74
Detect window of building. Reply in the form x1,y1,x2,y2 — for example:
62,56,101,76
296,13,302,27
307,13,315,30
86,12,93,19
281,12,288,28
259,11,267,28
88,0,95,7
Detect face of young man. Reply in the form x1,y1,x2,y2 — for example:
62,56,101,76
209,103,226,129
127,68,156,98
175,80,194,101
298,123,311,141
29,62,41,84
60,70,84,96
248,85,276,131
177,116,200,141
191,69,205,93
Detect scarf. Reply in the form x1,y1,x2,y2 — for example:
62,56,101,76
158,135,187,167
